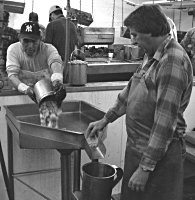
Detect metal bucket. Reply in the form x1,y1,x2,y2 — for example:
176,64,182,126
68,49,87,86
82,162,123,200
68,60,87,86
33,79,54,104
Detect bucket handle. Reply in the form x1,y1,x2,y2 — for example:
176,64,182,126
70,49,85,61
111,165,123,189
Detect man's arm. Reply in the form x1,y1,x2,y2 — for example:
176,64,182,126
104,79,132,123
6,44,37,102
46,43,64,81
6,44,21,90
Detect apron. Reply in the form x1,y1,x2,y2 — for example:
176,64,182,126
120,59,184,200
18,69,51,87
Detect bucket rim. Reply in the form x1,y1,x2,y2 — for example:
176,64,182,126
82,162,117,179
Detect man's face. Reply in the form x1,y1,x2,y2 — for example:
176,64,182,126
49,13,56,22
129,28,152,54
20,38,40,57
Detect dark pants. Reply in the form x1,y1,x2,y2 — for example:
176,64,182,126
120,139,184,200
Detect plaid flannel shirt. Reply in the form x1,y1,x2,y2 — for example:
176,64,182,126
105,37,193,170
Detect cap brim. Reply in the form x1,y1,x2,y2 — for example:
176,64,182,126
20,33,40,40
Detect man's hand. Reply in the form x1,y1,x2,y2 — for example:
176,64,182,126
85,118,108,139
26,87,37,104
128,166,150,192
52,80,63,92
52,80,66,107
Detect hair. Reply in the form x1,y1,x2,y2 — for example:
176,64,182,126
49,8,63,22
3,11,9,22
29,12,39,22
53,9,63,16
124,4,170,37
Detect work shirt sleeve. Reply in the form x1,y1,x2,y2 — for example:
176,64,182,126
140,57,191,170
45,43,63,73
104,79,132,122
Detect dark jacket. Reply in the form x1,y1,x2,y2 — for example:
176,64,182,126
45,15,78,61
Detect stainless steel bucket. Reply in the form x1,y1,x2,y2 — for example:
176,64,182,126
68,49,87,86
33,79,54,104
82,162,123,200
68,60,87,86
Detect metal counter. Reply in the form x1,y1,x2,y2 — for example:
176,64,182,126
5,100,105,200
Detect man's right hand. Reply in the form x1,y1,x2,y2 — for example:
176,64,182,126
85,117,108,139
26,87,37,104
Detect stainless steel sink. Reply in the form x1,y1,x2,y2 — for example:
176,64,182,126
5,100,105,150
5,101,106,200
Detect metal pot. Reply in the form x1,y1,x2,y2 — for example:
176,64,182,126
82,162,123,200
33,79,54,104
68,60,87,86
68,49,88,86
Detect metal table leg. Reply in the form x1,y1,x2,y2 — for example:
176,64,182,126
73,150,81,192
59,149,74,200
0,140,13,200
59,149,82,200
7,124,14,200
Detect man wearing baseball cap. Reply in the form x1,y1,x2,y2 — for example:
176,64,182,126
49,5,62,22
29,12,46,41
6,21,65,103
45,5,78,82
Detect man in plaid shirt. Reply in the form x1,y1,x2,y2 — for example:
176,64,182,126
86,5,193,200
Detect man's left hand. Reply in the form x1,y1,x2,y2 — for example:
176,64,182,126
128,166,150,192
52,80,66,107
52,80,63,92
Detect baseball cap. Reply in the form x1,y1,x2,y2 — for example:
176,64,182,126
49,5,62,15
20,22,41,40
